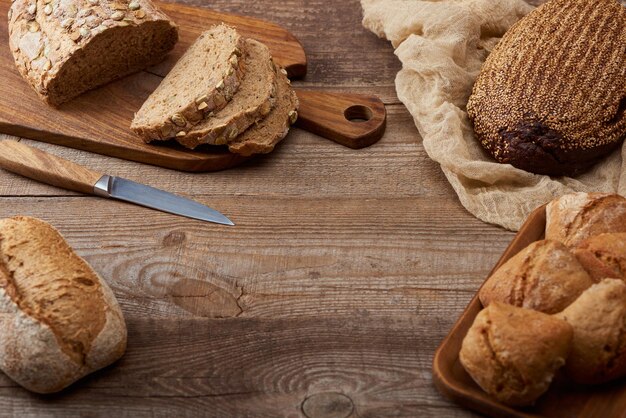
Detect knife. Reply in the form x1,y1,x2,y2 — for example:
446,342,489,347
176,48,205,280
0,140,234,226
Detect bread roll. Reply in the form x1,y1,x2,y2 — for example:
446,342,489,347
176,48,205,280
0,216,126,393
8,0,178,106
556,279,626,385
459,302,572,406
479,240,593,314
545,193,626,247
573,233,626,283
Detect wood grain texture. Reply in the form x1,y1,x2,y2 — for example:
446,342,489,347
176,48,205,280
0,141,103,195
0,0,553,416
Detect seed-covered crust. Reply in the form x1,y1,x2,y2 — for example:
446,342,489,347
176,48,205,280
228,65,299,156
174,38,277,150
467,0,626,176
9,0,178,106
131,25,246,141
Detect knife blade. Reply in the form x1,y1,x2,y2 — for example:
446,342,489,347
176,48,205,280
0,140,234,226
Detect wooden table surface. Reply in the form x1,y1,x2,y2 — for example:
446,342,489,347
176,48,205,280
0,0,549,416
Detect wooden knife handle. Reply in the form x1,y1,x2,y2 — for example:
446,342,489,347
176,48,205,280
294,89,387,149
0,140,103,194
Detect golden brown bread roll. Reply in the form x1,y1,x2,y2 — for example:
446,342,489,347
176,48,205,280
555,279,626,385
573,233,626,283
545,193,626,247
460,302,572,406
0,216,126,393
479,240,593,314
467,0,626,176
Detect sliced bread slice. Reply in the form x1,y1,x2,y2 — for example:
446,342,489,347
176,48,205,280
132,25,245,141
228,66,299,156
174,39,277,150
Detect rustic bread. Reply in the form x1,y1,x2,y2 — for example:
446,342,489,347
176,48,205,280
479,240,593,314
459,302,572,407
555,279,626,385
545,193,626,247
9,0,178,106
0,216,126,393
573,233,626,283
131,25,245,141
228,66,299,156
466,0,626,176
174,39,276,149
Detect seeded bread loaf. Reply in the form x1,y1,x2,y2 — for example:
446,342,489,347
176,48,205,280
467,0,626,176
459,302,572,407
174,39,276,149
545,193,626,248
573,233,626,283
479,240,593,314
228,65,299,156
0,216,126,393
9,0,178,106
555,279,626,385
131,25,245,141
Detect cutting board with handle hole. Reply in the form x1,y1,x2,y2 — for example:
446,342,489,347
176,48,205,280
0,1,386,172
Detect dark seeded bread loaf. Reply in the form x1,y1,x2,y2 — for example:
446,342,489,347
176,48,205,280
0,216,126,393
174,39,276,149
131,25,245,141
228,66,299,156
9,0,178,106
467,0,626,176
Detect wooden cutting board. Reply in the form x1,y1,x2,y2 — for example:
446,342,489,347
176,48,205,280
432,205,626,418
0,1,386,172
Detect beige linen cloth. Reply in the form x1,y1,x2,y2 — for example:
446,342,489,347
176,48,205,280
361,0,626,231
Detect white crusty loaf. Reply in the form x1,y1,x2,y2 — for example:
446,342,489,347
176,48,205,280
0,216,127,393
8,0,178,106
131,24,246,141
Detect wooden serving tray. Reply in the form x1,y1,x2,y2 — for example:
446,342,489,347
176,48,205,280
0,2,387,171
433,205,626,418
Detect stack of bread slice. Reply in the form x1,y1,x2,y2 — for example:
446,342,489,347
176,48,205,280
131,25,299,156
